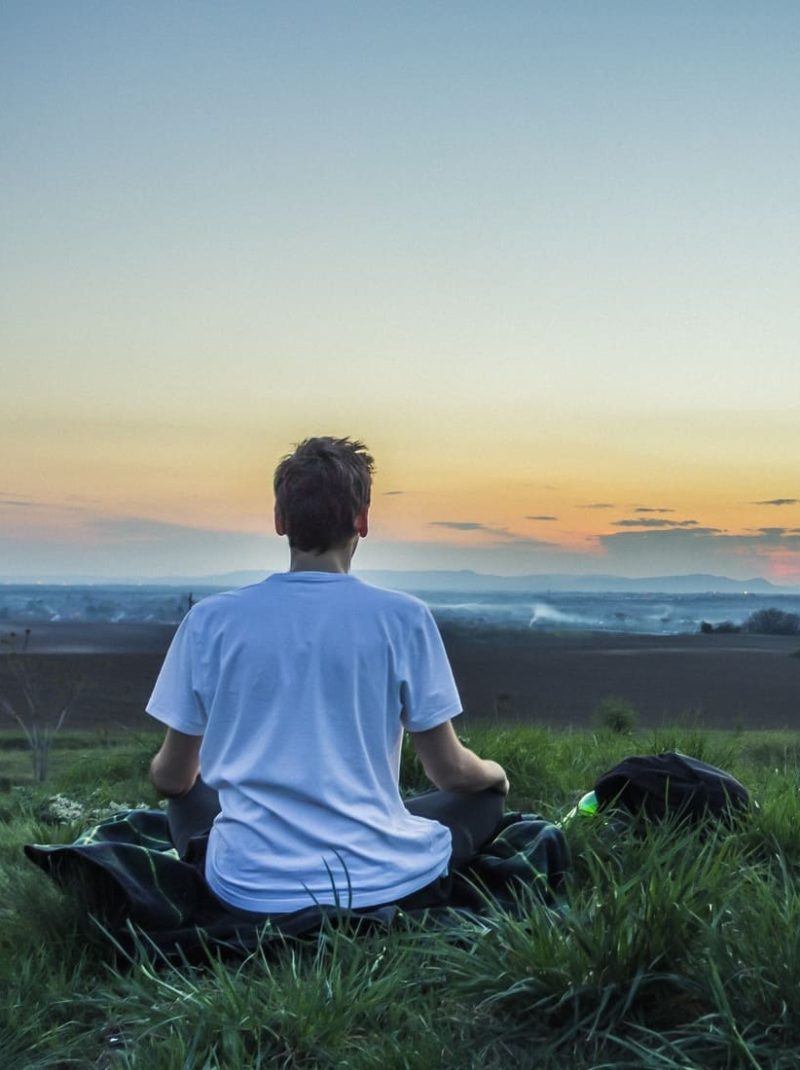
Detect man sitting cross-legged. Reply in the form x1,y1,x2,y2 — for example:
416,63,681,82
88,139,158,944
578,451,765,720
147,436,509,916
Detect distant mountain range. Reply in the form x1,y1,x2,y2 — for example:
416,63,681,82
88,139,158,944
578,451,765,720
1,569,796,594
146,569,794,594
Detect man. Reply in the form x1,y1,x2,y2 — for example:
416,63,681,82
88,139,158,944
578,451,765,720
147,436,508,916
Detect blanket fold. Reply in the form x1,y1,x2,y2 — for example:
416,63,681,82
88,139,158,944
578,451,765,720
25,809,569,958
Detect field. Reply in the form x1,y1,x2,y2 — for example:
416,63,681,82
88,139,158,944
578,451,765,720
4,723,800,1068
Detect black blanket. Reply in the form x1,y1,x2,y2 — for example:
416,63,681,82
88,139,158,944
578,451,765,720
25,809,570,959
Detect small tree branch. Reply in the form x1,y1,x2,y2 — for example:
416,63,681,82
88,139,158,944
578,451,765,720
1,631,83,783
0,695,36,750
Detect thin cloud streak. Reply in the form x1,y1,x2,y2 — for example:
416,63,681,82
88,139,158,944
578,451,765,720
605,526,724,539
611,518,699,529
485,536,558,550
430,521,488,531
429,521,556,547
86,515,253,543
602,527,800,552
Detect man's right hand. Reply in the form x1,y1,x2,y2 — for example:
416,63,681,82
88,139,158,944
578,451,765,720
492,771,511,796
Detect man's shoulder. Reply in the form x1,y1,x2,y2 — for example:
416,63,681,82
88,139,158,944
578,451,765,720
350,578,430,617
184,584,262,626
187,576,432,626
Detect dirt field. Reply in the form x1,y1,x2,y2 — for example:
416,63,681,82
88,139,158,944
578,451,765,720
2,622,798,733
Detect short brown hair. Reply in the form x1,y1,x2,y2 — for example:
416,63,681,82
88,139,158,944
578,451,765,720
273,437,375,553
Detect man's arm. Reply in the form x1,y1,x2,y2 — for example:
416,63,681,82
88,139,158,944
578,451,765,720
410,720,509,795
149,727,203,798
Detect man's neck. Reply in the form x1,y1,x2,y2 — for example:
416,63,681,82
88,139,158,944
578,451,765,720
288,539,357,574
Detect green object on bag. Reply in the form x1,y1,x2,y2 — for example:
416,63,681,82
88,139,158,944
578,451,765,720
577,790,599,815
560,789,599,826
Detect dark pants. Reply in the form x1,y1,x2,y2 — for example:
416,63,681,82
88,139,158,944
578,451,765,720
167,779,505,912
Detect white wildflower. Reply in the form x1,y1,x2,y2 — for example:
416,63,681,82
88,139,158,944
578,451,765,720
40,794,85,823
39,795,157,825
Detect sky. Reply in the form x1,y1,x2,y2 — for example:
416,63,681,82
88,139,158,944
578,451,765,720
2,2,800,583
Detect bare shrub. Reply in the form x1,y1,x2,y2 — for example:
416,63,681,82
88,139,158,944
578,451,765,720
0,630,83,782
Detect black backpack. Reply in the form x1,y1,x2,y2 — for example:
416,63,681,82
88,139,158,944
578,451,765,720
594,752,750,825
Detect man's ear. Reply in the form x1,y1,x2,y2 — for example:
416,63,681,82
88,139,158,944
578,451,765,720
354,506,369,539
274,505,286,537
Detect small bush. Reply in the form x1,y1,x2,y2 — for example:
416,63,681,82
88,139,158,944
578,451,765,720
593,696,638,735
744,608,800,636
700,620,741,634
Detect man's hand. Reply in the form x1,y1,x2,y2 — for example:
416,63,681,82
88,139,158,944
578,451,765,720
492,770,511,796
150,727,203,798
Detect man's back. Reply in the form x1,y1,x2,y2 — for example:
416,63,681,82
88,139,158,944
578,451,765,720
147,573,462,911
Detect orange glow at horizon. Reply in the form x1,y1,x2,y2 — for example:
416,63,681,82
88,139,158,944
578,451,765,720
3,405,799,581
5,415,798,546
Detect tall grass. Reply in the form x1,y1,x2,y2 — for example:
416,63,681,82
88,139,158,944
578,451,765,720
4,725,800,1067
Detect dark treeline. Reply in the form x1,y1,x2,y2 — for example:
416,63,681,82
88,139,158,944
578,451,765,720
700,607,800,636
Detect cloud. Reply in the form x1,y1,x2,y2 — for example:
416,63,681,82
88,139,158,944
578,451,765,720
753,499,799,507
581,503,615,509
599,527,800,579
750,527,800,542
524,515,559,522
430,520,517,539
355,537,592,575
611,518,700,529
0,510,278,580
490,535,559,549
606,525,723,538
85,515,258,545
0,495,105,514
382,490,404,496
634,507,674,514
430,521,488,532
429,521,556,548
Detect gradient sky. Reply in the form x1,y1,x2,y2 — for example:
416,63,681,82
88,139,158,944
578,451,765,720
2,2,799,582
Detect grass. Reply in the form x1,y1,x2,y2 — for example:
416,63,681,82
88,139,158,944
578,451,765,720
4,725,800,1067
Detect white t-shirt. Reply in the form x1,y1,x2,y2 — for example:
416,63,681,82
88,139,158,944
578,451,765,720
146,572,462,912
